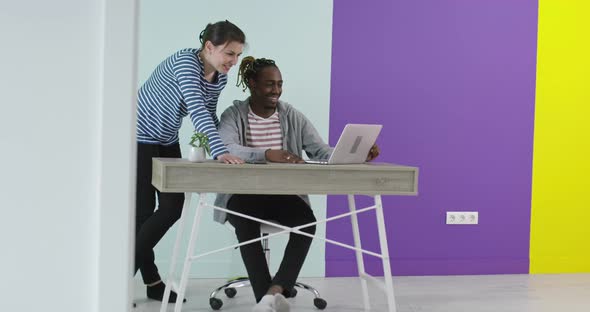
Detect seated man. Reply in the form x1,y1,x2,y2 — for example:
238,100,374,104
214,56,379,312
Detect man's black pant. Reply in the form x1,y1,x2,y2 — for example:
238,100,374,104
135,142,184,284
227,194,316,303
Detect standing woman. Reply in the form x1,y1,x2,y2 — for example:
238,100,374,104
135,20,245,302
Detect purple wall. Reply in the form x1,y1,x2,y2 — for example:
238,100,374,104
327,0,538,276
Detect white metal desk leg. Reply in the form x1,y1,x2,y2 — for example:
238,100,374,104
374,195,397,312
173,192,206,312
160,192,192,312
348,195,371,311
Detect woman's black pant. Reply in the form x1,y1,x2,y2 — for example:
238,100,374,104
227,194,316,303
135,142,184,284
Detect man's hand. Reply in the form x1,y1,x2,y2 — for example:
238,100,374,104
217,153,245,164
265,149,303,163
366,144,380,162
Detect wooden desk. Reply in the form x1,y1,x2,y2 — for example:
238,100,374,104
153,158,419,312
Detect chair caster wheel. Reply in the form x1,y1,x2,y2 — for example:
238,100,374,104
224,287,237,298
289,288,297,298
209,297,223,310
314,298,327,310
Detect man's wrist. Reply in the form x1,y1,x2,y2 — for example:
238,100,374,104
264,149,271,160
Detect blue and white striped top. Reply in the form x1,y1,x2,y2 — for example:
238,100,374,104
137,48,229,158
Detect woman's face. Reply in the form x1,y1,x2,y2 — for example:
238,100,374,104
250,66,283,109
204,40,244,74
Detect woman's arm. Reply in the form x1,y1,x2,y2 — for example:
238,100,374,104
173,53,229,158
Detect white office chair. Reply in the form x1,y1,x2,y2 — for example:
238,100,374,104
209,221,327,310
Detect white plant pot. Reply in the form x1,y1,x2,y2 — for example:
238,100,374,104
188,146,206,162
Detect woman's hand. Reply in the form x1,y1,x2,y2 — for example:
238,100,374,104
265,149,303,163
366,144,380,162
217,153,245,164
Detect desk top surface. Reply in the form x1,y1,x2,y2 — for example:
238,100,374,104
153,158,417,170
152,158,419,195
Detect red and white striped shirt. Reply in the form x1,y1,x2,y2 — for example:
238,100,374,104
246,107,283,150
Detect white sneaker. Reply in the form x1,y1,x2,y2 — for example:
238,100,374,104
252,294,276,312
273,293,290,312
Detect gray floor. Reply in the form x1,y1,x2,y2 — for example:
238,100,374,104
133,274,590,312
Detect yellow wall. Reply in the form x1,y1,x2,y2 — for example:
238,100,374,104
530,0,590,273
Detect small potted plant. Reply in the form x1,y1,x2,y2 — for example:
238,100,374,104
188,131,210,162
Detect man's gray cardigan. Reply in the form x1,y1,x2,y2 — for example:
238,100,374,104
213,98,333,223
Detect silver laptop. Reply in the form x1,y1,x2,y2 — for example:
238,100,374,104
306,124,382,165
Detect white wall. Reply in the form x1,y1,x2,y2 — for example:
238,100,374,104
0,1,137,311
138,0,334,278
98,0,138,311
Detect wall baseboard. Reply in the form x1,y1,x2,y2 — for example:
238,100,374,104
530,256,590,274
156,259,326,279
325,258,530,277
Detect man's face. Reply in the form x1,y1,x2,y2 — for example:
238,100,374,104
250,67,283,109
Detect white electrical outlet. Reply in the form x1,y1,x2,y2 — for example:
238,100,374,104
446,211,478,225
